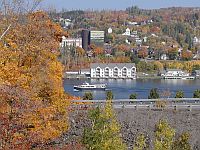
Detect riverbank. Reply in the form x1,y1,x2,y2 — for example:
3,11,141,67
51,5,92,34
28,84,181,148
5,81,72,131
63,73,198,80
60,109,200,150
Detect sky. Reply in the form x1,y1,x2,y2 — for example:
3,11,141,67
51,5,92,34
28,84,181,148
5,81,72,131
42,0,200,11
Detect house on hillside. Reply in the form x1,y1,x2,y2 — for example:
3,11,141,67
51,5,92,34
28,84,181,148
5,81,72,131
122,28,131,36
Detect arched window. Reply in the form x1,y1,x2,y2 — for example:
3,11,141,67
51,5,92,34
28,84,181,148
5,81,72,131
131,67,136,77
113,67,119,77
105,67,109,77
122,67,127,77
96,67,101,77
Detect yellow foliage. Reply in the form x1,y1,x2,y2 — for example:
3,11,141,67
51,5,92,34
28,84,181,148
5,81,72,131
0,11,69,148
160,60,200,72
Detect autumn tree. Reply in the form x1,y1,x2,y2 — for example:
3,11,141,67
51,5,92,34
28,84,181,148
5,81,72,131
138,48,148,59
154,120,175,150
106,90,114,100
168,47,178,60
82,100,126,150
89,44,104,57
133,134,147,150
153,61,164,71
76,46,86,68
0,10,70,148
181,50,193,61
172,132,191,150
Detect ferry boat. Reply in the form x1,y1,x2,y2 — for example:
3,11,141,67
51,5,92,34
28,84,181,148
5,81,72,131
161,69,195,80
74,82,106,90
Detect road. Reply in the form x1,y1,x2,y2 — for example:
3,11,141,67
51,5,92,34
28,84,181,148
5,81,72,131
70,98,200,110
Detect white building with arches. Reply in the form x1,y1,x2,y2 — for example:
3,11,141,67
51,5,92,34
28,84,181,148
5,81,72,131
90,63,136,79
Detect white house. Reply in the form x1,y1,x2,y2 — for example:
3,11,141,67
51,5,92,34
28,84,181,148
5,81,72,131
143,36,148,43
128,21,138,26
160,54,168,60
90,63,136,79
122,28,131,36
125,39,131,44
193,36,199,44
108,27,113,34
59,18,73,27
60,36,82,48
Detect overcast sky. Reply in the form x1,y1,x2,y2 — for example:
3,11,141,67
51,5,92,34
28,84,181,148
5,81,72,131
42,0,200,10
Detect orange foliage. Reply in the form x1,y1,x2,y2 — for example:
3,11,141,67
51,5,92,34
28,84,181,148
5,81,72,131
116,44,129,52
138,48,148,59
182,50,193,60
0,11,70,149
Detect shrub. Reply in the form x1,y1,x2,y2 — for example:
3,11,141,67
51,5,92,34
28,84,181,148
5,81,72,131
193,89,200,98
175,90,184,98
83,92,93,100
129,93,137,99
148,88,159,99
106,91,113,100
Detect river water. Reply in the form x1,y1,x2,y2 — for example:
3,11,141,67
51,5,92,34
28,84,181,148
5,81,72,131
63,79,200,100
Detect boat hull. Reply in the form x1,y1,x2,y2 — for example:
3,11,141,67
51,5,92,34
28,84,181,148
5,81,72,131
163,76,195,80
74,87,106,91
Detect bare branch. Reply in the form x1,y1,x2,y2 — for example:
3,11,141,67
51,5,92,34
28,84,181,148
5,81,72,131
0,24,11,41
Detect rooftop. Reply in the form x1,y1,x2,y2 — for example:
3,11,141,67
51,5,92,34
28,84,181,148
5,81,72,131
91,63,135,69
166,69,182,71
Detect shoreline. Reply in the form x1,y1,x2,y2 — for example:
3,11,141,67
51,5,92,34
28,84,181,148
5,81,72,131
63,75,199,80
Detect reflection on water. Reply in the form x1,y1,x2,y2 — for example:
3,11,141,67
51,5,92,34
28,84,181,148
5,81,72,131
161,79,195,85
63,79,200,100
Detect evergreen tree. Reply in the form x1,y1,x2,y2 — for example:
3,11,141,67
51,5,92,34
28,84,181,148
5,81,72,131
130,93,137,99
106,91,114,100
193,89,200,98
130,93,137,103
83,92,93,100
148,88,159,99
175,90,184,98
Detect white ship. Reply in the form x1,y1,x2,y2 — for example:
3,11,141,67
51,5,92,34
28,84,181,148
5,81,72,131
161,69,195,80
74,82,106,90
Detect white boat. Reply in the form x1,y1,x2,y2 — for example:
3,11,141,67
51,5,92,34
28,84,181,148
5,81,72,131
74,82,106,90
164,76,195,80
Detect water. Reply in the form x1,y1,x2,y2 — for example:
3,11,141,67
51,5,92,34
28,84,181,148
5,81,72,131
63,79,200,100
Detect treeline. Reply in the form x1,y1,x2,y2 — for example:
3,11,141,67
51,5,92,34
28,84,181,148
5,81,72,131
136,60,200,73
83,89,200,101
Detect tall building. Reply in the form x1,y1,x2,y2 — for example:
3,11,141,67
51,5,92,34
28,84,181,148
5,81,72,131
81,29,90,51
81,29,105,50
90,30,105,46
